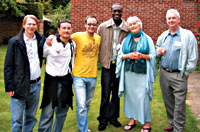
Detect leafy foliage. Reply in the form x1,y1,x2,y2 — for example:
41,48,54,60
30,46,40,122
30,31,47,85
24,0,52,15
42,1,53,15
20,2,44,19
50,0,71,9
0,0,70,20
45,2,71,33
0,0,26,18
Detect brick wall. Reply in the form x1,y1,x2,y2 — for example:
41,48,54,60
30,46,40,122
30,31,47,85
71,0,200,43
0,18,44,44
0,19,21,44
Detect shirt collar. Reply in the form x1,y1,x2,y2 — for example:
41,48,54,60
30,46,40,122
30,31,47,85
168,26,180,36
56,35,73,48
57,36,64,43
112,19,123,28
23,33,36,42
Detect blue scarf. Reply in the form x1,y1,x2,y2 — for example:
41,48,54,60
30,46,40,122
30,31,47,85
122,30,149,62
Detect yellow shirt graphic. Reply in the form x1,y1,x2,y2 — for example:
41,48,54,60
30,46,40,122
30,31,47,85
72,32,101,77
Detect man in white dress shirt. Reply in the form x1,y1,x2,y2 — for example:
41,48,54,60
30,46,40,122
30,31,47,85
4,15,45,132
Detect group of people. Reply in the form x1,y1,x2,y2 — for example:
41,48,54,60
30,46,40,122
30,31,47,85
4,3,198,132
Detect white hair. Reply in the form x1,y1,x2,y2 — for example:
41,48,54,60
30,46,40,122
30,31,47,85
126,16,143,29
166,9,180,19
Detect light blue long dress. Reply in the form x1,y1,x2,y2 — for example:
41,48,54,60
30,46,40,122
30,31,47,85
124,71,150,124
116,35,156,124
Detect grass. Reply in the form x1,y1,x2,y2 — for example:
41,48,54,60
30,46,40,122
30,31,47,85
0,44,200,132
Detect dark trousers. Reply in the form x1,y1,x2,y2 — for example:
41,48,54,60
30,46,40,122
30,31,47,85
98,64,120,123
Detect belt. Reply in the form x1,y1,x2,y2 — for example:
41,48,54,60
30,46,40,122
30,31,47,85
162,68,180,73
30,77,41,84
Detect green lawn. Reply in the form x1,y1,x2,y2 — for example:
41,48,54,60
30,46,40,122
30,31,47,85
0,44,199,132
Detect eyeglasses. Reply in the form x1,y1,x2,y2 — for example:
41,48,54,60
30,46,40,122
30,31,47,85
87,23,97,26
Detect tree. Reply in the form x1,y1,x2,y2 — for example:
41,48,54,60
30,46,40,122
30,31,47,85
0,0,26,18
50,0,70,9
45,2,71,32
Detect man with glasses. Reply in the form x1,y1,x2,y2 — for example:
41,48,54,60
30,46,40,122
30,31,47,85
4,15,45,132
97,3,129,131
71,15,100,132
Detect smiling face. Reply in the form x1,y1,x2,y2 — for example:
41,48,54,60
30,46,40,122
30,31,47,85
166,12,180,30
127,17,142,34
128,21,141,34
23,17,38,35
111,3,123,25
112,7,123,22
85,17,98,36
58,22,72,39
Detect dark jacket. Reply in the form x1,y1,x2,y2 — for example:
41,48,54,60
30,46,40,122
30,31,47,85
4,28,45,100
40,72,73,110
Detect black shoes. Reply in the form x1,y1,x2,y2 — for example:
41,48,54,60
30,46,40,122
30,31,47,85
109,119,122,127
98,118,121,131
98,122,107,131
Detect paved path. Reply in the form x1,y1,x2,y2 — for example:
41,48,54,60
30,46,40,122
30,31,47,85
186,71,200,128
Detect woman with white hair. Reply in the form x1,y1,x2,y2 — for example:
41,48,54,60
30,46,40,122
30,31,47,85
116,16,156,132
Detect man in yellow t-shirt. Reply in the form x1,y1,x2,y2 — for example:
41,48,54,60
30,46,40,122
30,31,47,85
45,16,100,132
72,32,99,78
72,16,100,132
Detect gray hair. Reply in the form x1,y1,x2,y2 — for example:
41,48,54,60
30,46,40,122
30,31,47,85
166,9,180,19
126,16,143,29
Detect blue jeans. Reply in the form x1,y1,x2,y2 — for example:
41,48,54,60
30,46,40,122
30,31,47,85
73,76,97,132
38,83,69,132
10,80,41,132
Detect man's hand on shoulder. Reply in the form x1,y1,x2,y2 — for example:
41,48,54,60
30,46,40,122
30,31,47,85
46,35,55,46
